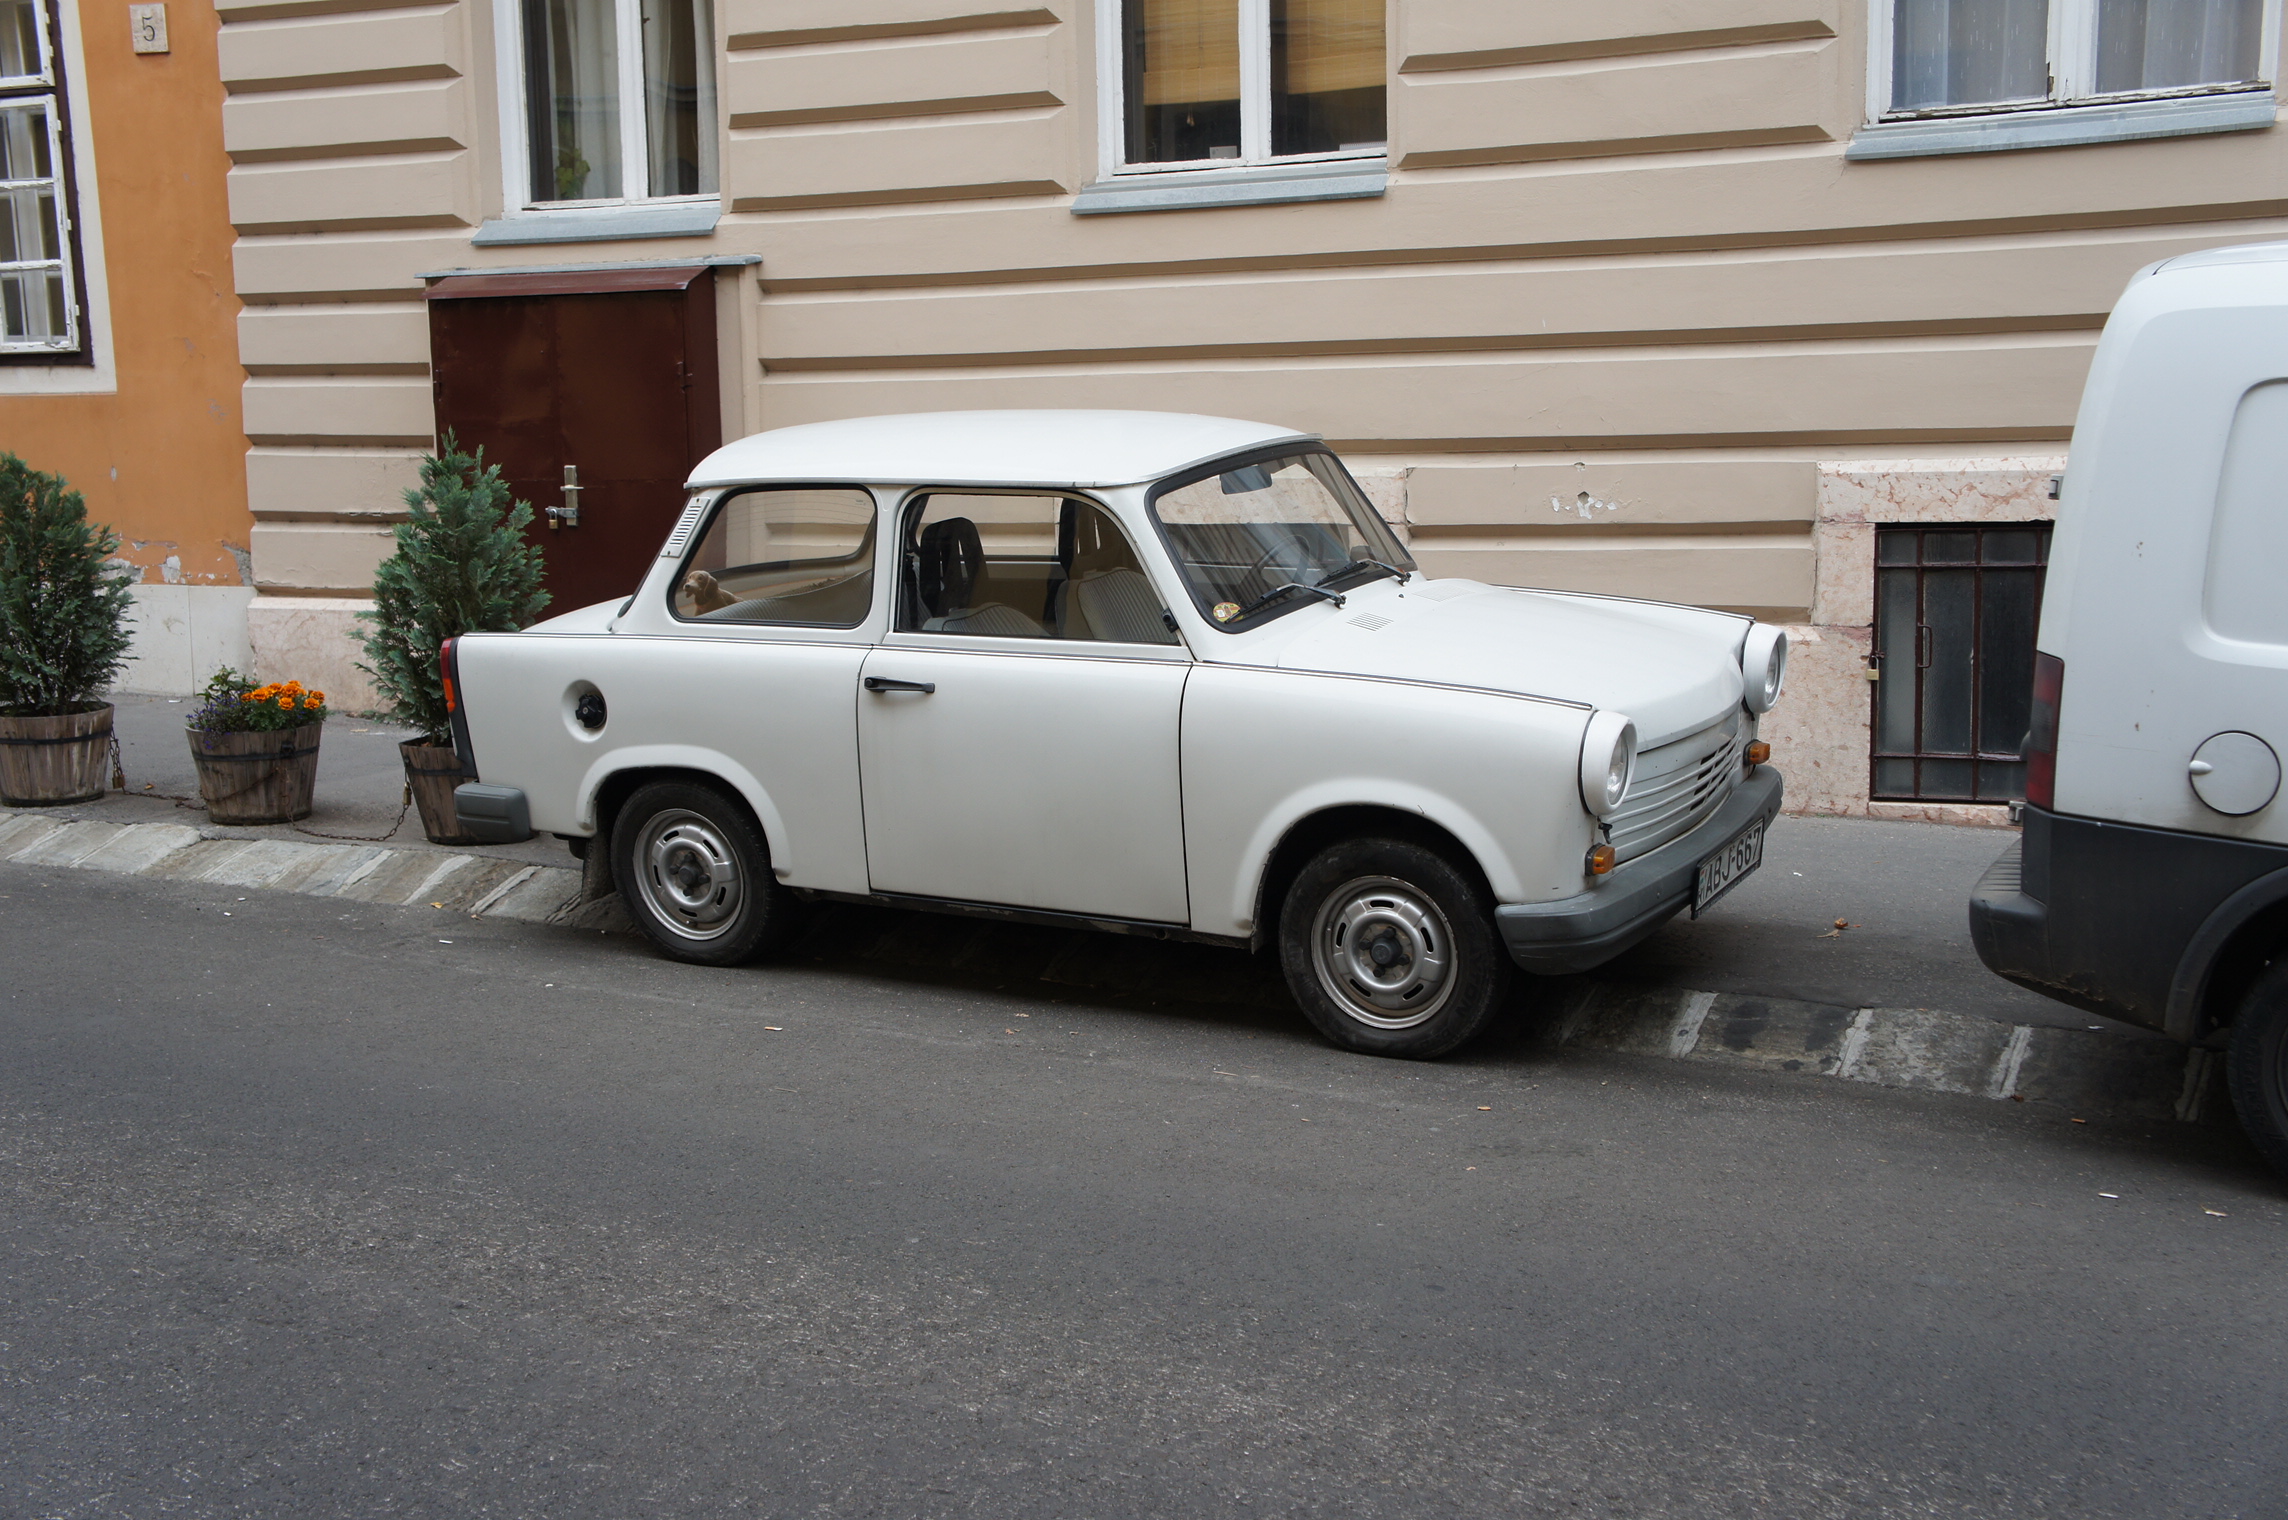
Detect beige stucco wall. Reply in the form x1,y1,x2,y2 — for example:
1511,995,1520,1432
214,0,2286,794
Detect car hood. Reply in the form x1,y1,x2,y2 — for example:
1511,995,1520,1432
1269,580,1748,747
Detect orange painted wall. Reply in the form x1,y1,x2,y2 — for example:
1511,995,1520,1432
1,0,247,586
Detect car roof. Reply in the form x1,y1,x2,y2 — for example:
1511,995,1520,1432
2153,239,2288,276
685,409,1319,491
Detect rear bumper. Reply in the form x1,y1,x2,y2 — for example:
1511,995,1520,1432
1495,766,1784,975
1968,804,2288,1037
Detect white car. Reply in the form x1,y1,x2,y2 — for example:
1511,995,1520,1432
447,411,1786,1058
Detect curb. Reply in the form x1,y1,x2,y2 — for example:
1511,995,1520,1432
2,809,2214,1124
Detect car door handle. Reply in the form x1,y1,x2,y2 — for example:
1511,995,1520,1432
863,676,936,695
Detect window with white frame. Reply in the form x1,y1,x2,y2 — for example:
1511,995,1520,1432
511,0,718,208
1880,0,2274,117
1114,0,1384,170
0,0,79,356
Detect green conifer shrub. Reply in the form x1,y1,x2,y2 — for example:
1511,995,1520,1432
358,435,549,742
0,454,135,718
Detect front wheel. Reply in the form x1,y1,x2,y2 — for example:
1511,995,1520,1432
612,779,795,967
1278,837,1511,1059
2227,958,2288,1177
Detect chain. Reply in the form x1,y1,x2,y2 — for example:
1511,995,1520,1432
108,734,417,844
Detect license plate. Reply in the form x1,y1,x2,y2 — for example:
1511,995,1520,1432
1692,819,1766,917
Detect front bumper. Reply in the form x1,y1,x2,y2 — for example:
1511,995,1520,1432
1495,766,1784,975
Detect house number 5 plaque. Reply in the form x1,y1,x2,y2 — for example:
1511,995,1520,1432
130,4,169,54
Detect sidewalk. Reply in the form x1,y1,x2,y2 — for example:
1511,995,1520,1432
8,691,2203,1126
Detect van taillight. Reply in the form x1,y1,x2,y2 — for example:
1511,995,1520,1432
439,637,458,714
2022,652,2063,810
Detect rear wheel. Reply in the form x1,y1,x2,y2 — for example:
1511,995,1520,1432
1278,837,1510,1059
612,779,795,966
2227,958,2288,1177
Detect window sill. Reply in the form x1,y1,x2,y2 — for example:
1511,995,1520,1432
1846,91,2276,160
472,201,722,246
1071,158,1386,216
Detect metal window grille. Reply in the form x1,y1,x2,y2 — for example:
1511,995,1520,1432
1870,522,2052,802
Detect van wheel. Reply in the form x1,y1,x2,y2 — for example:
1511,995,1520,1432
1278,837,1510,1059
2227,958,2288,1177
612,780,794,967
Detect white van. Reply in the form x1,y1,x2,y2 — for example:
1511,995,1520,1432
1971,241,2288,1169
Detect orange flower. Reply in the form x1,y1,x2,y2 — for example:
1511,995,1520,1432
275,695,295,710
309,691,326,705
284,681,304,695
301,697,322,710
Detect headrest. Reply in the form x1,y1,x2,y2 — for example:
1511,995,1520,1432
917,516,983,615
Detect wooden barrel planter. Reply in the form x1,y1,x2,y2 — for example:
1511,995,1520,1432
188,722,323,824
0,705,115,805
401,739,477,844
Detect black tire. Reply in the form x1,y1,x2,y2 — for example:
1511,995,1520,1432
612,779,795,967
1277,837,1511,1059
2227,957,2288,1177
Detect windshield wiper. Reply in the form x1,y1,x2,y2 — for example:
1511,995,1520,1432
1229,581,1346,623
1327,558,1410,589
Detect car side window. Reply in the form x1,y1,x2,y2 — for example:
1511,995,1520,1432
900,493,1178,645
673,486,877,627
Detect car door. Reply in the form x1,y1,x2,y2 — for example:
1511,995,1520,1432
856,491,1192,923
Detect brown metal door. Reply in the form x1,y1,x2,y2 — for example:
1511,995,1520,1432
426,265,721,612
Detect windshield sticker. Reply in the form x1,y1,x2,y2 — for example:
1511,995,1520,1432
1213,601,1241,622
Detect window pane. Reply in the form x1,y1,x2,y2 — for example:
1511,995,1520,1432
1976,566,2043,756
1915,757,1978,799
1891,0,2050,109
1874,566,1921,752
676,487,875,626
1919,567,1977,754
0,184,58,262
524,0,622,201
1271,0,1384,156
642,0,716,195
1873,757,1918,797
1876,528,1920,565
1152,451,1412,630
902,494,1177,643
0,98,52,181
2097,0,2262,92
1124,0,1241,163
0,0,42,81
0,267,66,343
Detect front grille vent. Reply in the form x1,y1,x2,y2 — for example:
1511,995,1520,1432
1605,711,1745,862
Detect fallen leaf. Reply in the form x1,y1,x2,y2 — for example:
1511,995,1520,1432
1477,1106,1492,1112
2071,1117,2087,1124
2009,1094,2026,1102
2205,1208,2228,1217
430,901,444,908
2099,1192,2119,1199
762,1026,782,1031
1005,1029,1015,1034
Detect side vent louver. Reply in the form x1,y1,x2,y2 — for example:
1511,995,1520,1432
658,497,709,558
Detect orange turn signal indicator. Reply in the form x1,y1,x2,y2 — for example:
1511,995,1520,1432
1744,740,1771,769
1587,843,1617,876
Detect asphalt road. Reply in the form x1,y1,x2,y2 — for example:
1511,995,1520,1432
5,863,2284,1519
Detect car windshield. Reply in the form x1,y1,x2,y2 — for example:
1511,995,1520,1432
1149,451,1414,629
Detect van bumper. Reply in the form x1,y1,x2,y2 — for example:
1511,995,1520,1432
1969,803,2288,1037
1495,766,1784,975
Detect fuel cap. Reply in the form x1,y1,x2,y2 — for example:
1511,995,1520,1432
2189,731,2280,816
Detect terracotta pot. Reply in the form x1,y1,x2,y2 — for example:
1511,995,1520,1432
188,722,323,824
0,705,115,805
401,739,477,844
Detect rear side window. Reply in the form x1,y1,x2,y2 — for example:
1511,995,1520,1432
673,486,877,627
2206,380,2288,648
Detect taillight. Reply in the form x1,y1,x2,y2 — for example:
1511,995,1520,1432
2022,652,2063,810
439,636,458,714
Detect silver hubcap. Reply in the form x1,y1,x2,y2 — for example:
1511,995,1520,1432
1310,875,1456,1030
635,809,743,941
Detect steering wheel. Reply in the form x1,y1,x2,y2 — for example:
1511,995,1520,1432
1241,536,1309,584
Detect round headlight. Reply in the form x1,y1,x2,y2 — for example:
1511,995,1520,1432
1578,711,1638,819
1741,624,1788,715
